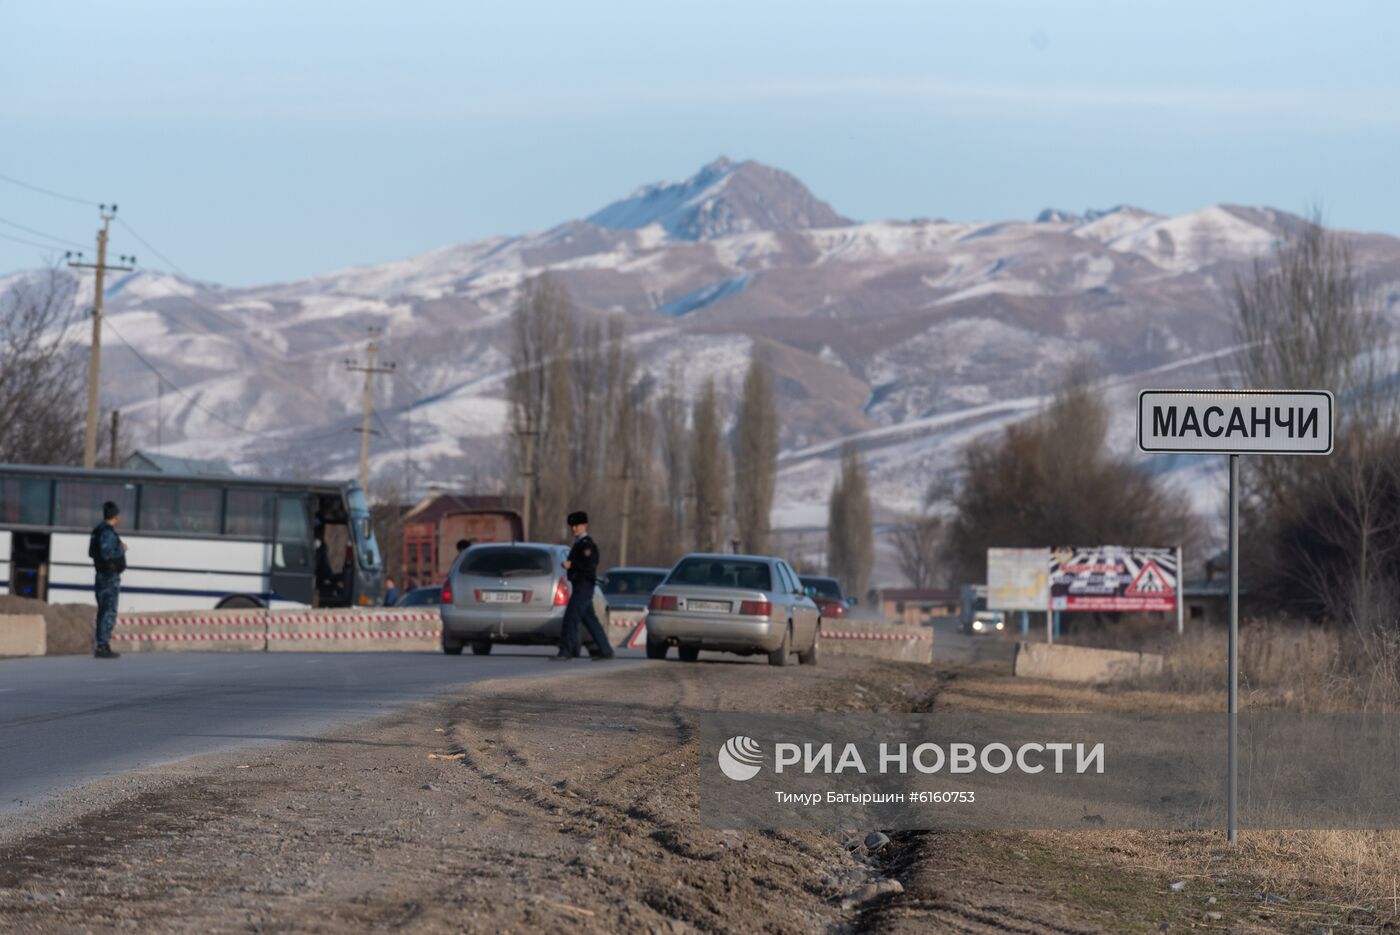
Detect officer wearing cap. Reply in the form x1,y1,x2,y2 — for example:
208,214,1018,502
552,511,614,662
88,500,128,659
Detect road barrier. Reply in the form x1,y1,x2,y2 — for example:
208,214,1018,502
819,622,934,664
112,609,442,653
0,614,46,657
1013,641,1163,684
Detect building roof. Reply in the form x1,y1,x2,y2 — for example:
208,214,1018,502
402,491,524,525
123,451,238,477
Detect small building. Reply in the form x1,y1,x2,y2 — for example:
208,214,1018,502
123,451,238,477
400,492,524,587
1182,550,1241,627
873,587,961,627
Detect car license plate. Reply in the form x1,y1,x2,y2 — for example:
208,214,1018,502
481,590,525,604
687,599,731,612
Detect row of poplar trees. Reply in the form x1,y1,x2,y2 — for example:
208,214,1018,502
506,276,780,570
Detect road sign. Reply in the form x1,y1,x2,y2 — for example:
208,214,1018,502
987,548,1049,612
1142,387,1333,847
1137,390,1334,455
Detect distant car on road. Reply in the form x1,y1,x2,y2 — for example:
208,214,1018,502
394,585,442,607
601,566,670,611
646,554,820,666
799,575,849,620
439,543,607,656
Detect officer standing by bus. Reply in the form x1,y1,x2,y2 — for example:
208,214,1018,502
89,501,128,659
552,511,614,661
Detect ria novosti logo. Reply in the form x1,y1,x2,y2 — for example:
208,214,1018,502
717,736,764,781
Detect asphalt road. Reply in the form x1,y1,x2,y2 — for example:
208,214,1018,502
0,648,632,815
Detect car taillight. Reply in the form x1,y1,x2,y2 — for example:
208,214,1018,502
739,600,772,616
553,578,571,606
440,579,453,604
649,594,677,611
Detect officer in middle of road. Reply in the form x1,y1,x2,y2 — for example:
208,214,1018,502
551,511,614,662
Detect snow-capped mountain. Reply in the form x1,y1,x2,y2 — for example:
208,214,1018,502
29,158,1400,538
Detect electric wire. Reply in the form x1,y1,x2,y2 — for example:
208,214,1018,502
0,215,86,250
0,170,98,207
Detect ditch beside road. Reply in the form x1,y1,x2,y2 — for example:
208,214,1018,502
0,652,1392,934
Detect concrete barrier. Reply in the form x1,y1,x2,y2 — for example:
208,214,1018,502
266,610,439,652
1013,641,1163,684
113,610,267,652
0,614,46,657
605,607,647,649
819,621,934,664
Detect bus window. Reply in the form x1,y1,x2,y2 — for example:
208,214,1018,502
273,495,311,570
139,484,222,534
0,478,51,526
54,480,133,528
225,490,274,538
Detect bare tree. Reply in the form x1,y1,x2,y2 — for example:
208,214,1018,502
732,354,778,554
0,269,85,465
827,443,873,599
943,366,1197,583
507,276,575,541
690,377,728,551
1231,214,1400,651
656,366,689,543
892,512,943,588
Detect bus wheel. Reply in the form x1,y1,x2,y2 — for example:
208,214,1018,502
217,594,263,610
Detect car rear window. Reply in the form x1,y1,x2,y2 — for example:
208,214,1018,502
801,577,843,600
461,547,555,578
603,571,667,596
396,587,442,607
667,559,772,591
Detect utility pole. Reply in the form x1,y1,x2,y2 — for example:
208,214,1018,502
108,411,120,468
344,328,396,491
67,205,134,469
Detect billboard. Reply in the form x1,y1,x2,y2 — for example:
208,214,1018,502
1049,546,1178,613
987,548,1049,611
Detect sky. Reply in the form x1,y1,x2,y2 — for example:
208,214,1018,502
1,0,1397,286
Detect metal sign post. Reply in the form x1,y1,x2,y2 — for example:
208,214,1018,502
1138,389,1334,845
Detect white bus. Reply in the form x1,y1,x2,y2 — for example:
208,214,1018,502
0,464,385,612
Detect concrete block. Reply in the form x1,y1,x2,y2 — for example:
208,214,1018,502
605,608,647,648
819,622,934,664
114,609,266,652
0,614,46,657
1013,641,1163,684
267,610,440,653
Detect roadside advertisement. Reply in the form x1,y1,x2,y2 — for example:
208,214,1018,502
986,548,1049,611
1048,546,1178,612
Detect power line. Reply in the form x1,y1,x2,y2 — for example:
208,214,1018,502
0,215,86,250
0,229,64,252
115,217,191,280
0,170,97,207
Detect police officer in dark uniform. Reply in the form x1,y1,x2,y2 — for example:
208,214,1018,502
551,511,614,662
89,500,128,659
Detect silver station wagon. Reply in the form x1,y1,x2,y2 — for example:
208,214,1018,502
439,543,607,656
645,553,820,666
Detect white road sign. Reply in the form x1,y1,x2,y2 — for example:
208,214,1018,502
1137,390,1334,455
987,548,1049,611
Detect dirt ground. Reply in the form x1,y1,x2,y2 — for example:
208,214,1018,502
0,655,1394,934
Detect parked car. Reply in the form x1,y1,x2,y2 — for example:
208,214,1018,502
646,553,820,666
394,585,442,607
439,543,608,655
600,566,670,611
799,575,848,619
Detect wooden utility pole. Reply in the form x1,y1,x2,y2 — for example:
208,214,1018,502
68,205,134,468
344,328,395,491
108,411,120,468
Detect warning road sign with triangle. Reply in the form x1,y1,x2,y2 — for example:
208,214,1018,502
1125,560,1171,596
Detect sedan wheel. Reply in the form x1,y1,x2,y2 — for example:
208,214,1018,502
678,645,700,662
442,637,464,656
645,637,669,660
471,641,493,655
797,629,818,666
767,625,791,667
